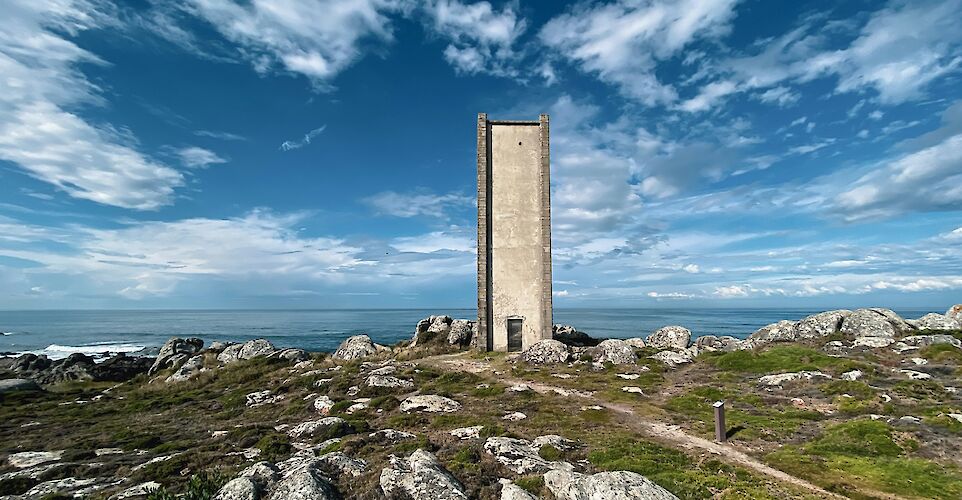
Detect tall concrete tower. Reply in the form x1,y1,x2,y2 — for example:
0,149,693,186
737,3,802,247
476,113,552,352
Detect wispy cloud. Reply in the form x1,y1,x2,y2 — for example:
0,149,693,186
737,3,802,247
194,130,246,141
176,146,228,168
0,1,184,210
363,190,472,219
279,125,327,152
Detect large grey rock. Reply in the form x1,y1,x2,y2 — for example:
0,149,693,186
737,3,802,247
544,469,678,500
165,355,205,383
646,326,691,350
694,335,741,352
400,395,461,413
213,477,258,500
841,309,904,339
447,319,474,346
749,320,798,343
898,334,961,349
266,465,338,500
758,371,832,386
0,378,41,393
93,353,153,382
380,449,467,500
913,313,961,331
482,437,573,475
520,339,570,364
947,304,962,323
412,316,453,346
149,337,203,375
318,451,366,478
288,417,352,440
499,479,538,500
588,339,637,365
366,374,414,389
273,348,310,363
332,335,379,361
795,310,851,339
649,350,693,368
553,324,602,347
33,353,96,385
217,339,276,364
7,450,63,468
369,429,417,443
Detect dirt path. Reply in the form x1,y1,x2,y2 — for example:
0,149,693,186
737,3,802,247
416,352,853,499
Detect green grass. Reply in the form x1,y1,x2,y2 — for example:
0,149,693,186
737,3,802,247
587,436,796,499
766,419,962,499
919,343,962,363
665,387,820,440
703,346,855,374
147,471,228,500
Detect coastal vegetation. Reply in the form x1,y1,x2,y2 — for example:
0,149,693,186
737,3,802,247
1,308,961,499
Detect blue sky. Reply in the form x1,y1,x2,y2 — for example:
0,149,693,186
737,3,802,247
1,0,961,310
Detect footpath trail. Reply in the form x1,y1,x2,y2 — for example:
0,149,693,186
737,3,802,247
416,351,859,500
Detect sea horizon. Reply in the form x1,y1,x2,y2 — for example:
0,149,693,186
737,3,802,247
1,306,946,360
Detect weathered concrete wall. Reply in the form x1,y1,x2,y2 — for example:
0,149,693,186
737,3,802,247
478,114,552,351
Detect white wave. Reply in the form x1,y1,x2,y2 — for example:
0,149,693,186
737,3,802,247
1,332,12,336
33,343,149,360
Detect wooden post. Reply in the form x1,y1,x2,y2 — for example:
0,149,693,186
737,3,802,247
713,400,726,442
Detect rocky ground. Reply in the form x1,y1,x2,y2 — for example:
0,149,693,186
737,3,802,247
0,307,961,499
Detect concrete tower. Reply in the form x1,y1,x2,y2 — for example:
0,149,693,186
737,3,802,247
476,113,552,352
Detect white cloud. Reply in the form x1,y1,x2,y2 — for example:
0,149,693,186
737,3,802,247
390,230,473,253
177,146,228,168
194,129,246,141
679,79,738,112
693,0,962,110
682,263,700,273
540,0,739,105
835,133,962,219
279,125,326,151
424,0,526,76
363,190,472,218
0,0,185,210
181,0,409,85
0,210,370,299
755,86,799,107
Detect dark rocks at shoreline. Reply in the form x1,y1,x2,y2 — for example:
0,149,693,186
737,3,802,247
0,352,154,387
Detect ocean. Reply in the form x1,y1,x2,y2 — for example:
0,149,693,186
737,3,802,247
0,307,939,359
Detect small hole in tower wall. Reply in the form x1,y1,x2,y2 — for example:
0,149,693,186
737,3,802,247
518,141,522,145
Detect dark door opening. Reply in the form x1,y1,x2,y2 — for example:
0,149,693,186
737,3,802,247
507,318,523,352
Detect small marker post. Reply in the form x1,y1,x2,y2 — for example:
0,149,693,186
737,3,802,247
713,400,726,442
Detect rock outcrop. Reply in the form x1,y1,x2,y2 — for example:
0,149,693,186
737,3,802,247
588,339,637,364
840,308,909,340
749,320,798,343
913,313,961,331
447,319,474,346
552,324,602,347
483,437,574,475
412,316,453,346
520,339,570,364
400,395,461,413
380,449,468,500
794,310,850,339
544,469,678,500
332,335,381,361
287,417,353,440
165,355,205,383
758,371,832,386
649,350,693,368
694,335,742,352
646,326,691,350
217,339,277,364
947,304,962,323
0,378,41,393
149,337,204,375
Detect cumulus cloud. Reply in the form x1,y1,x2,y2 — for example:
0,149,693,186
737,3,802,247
0,0,184,210
424,0,526,76
540,0,739,105
180,0,410,85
